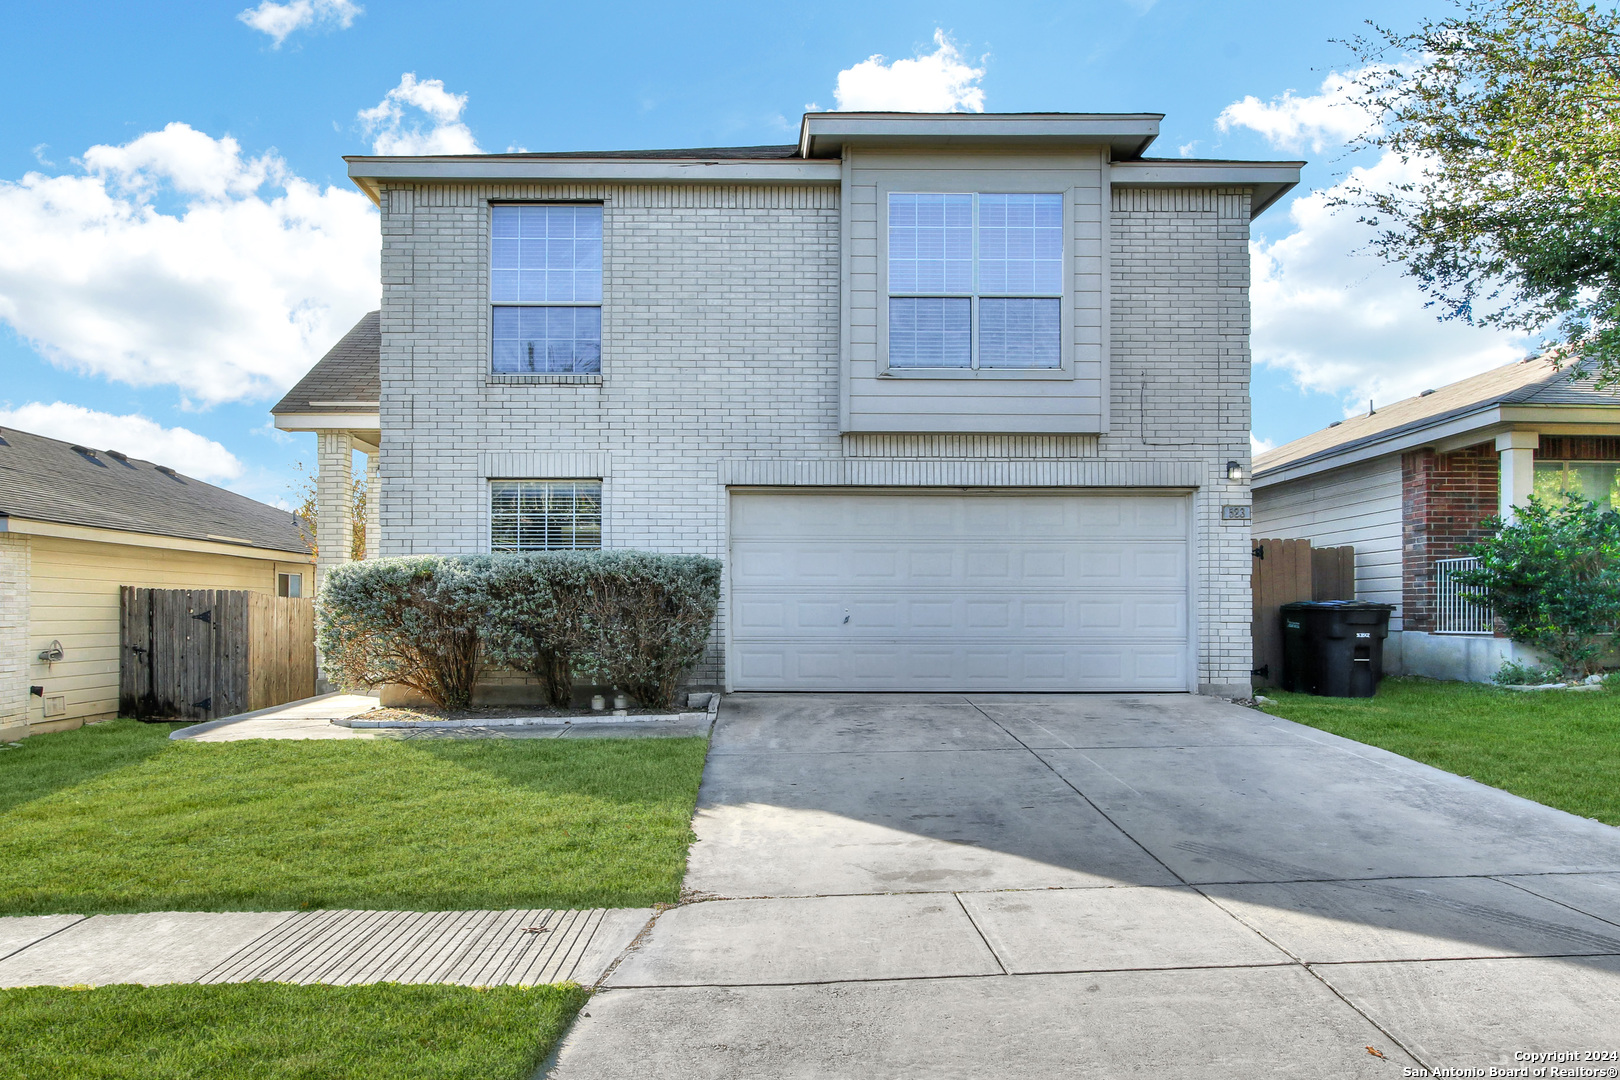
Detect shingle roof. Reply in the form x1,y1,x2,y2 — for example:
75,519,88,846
0,425,311,555
271,311,380,417
1255,357,1620,478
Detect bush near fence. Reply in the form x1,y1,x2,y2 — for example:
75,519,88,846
317,552,721,710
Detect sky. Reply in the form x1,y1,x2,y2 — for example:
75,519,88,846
0,0,1534,507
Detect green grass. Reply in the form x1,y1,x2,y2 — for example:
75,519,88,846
0,720,708,915
1259,676,1620,825
0,982,587,1080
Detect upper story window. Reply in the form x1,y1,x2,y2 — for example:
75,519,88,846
490,480,602,551
888,192,1063,370
491,204,603,374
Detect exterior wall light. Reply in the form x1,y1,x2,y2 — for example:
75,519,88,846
1226,461,1243,482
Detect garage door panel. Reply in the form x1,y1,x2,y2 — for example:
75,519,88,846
731,643,1191,691
733,590,1187,638
730,492,1189,692
733,542,1187,589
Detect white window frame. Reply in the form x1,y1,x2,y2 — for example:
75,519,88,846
276,572,303,598
488,202,605,376
877,176,1074,381
489,479,603,552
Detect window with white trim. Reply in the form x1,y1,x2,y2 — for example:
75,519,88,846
491,204,603,374
887,192,1063,370
490,480,602,551
276,572,303,598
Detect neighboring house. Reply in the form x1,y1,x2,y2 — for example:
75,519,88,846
0,426,314,740
275,111,1300,696
1253,358,1620,682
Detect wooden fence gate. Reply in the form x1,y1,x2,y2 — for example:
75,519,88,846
1251,539,1356,689
119,588,315,721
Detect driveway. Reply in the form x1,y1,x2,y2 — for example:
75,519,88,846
548,693,1620,1078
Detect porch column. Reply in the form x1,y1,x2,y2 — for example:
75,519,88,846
363,450,380,560
1496,430,1539,522
316,431,355,589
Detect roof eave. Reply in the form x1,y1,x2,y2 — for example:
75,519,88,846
1110,159,1305,220
798,112,1165,159
1253,401,1620,487
346,157,840,194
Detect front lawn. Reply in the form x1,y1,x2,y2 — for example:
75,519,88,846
0,982,586,1080
0,720,707,915
1259,676,1620,825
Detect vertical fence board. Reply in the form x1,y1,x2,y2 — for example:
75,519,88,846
1312,546,1357,601
1252,539,1320,689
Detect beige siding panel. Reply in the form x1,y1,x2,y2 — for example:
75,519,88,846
844,148,1108,433
24,535,309,728
1252,455,1404,629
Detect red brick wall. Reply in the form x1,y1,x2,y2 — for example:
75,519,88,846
1402,444,1500,632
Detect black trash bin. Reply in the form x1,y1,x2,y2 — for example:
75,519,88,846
1279,601,1396,697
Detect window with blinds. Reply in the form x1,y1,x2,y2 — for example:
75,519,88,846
490,480,602,551
887,192,1063,370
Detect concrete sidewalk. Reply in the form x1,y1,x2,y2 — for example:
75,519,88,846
547,693,1620,1078
170,692,383,741
0,907,650,988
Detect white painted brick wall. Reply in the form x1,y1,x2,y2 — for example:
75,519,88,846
0,534,31,730
377,180,1254,693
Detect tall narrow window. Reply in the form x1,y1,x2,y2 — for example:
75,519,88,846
887,192,1063,370
490,480,602,551
491,204,603,374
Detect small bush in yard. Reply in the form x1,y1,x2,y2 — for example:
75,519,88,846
565,552,721,710
1492,659,1565,686
1457,495,1620,678
317,556,487,709
479,553,588,708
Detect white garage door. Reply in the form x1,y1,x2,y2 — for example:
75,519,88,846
728,491,1191,692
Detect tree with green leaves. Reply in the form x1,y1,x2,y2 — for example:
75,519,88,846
1342,0,1620,380
1455,495,1620,675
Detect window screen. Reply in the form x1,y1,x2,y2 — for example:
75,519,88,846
887,192,1063,370
490,480,603,551
491,205,603,374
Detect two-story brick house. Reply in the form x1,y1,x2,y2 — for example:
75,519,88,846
274,112,1300,697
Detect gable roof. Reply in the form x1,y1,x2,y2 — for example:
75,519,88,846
1254,357,1620,480
272,311,380,418
0,425,311,556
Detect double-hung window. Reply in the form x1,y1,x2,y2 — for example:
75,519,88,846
887,192,1064,370
491,204,603,374
490,480,602,551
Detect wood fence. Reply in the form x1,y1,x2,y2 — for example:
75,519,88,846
119,588,315,721
1251,539,1356,689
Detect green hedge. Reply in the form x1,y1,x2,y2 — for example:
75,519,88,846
318,551,721,710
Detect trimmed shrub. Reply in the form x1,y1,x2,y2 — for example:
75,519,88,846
480,551,721,711
479,553,587,709
1458,495,1620,678
316,556,488,710
567,552,722,710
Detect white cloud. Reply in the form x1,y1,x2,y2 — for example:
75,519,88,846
832,30,986,113
1217,68,1377,153
1250,432,1275,456
1251,150,1529,410
0,122,380,407
359,74,482,155
238,0,361,46
0,402,244,482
